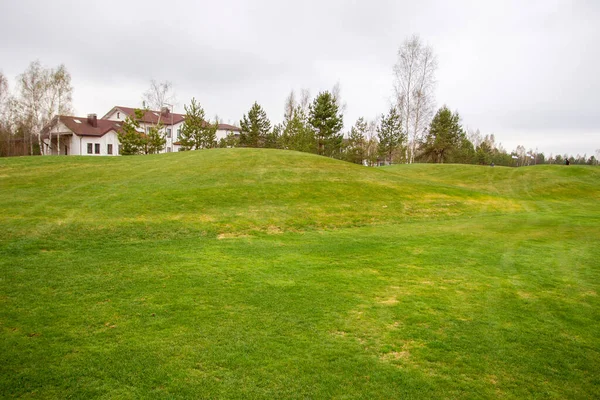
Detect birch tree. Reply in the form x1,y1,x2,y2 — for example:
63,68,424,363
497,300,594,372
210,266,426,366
16,61,46,154
45,65,73,154
393,35,437,163
143,79,176,128
0,72,8,120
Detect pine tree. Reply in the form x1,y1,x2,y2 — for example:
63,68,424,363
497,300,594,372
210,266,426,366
264,124,281,149
145,124,166,154
117,109,145,155
239,102,271,148
421,106,464,163
377,106,403,164
180,98,216,150
344,117,367,164
308,91,343,157
280,106,316,153
199,115,218,149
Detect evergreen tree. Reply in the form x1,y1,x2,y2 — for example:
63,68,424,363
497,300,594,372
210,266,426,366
145,124,166,154
308,91,343,157
239,102,271,148
264,124,281,149
200,115,218,149
117,109,145,155
344,118,367,164
180,98,216,150
377,105,404,164
280,106,316,153
420,106,464,163
450,136,476,164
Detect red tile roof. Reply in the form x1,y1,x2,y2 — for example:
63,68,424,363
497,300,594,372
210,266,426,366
104,106,242,132
42,116,121,138
105,106,186,125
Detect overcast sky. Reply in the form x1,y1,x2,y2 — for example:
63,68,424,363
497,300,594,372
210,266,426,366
1,0,598,156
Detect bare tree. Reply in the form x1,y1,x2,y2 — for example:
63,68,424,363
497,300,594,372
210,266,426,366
143,80,176,114
16,61,47,154
467,128,483,149
393,35,437,163
45,65,73,154
299,88,311,115
284,90,296,121
0,72,8,116
14,61,73,155
331,81,347,114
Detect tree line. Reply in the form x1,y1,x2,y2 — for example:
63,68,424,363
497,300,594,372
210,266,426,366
0,61,73,156
1,38,599,164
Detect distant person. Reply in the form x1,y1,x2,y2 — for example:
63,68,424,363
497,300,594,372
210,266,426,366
565,159,570,166
490,162,495,167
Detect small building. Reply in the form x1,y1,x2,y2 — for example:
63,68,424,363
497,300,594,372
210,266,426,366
41,114,121,156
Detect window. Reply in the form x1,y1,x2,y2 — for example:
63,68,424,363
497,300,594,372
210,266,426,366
167,128,172,138
94,143,100,154
117,112,120,119
167,147,172,153
107,144,113,155
177,128,181,138
87,143,93,154
146,127,151,134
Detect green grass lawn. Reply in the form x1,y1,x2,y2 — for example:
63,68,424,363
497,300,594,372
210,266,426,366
1,149,599,399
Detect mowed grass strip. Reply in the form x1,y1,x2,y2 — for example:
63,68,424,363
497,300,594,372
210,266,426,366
1,149,599,398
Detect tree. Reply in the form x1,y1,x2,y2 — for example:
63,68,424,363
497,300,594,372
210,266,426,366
284,90,296,121
344,118,367,164
14,61,73,155
0,72,9,121
239,102,271,148
117,109,145,155
45,64,73,154
420,106,464,163
331,82,347,114
393,35,437,163
179,98,217,150
377,105,404,164
364,119,380,166
308,91,343,157
280,106,315,153
144,125,166,154
451,136,477,164
265,124,281,149
476,141,493,165
143,80,175,115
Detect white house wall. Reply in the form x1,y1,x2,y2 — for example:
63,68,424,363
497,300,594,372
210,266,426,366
76,131,120,156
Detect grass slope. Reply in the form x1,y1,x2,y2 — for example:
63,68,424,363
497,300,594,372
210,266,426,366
1,149,599,399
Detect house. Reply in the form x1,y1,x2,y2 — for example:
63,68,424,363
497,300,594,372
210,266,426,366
41,105,242,156
41,114,121,156
103,106,241,153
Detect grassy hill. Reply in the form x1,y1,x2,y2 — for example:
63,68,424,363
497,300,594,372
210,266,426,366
1,149,599,398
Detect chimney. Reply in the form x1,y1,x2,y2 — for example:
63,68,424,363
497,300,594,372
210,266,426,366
87,114,98,127
161,106,170,117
